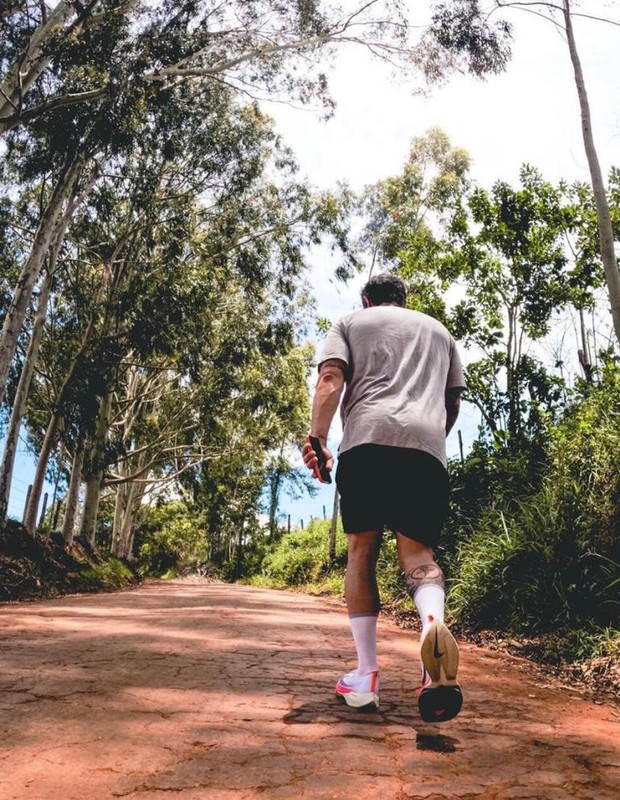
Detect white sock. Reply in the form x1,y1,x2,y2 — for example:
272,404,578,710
349,613,379,675
414,585,445,683
414,584,445,641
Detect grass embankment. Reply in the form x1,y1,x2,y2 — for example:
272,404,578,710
0,520,139,601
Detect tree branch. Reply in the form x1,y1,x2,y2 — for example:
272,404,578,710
497,1,620,27
0,87,107,132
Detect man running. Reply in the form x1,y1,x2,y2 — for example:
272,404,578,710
302,273,465,722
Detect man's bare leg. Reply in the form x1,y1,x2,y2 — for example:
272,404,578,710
345,529,383,615
344,529,382,675
334,529,383,709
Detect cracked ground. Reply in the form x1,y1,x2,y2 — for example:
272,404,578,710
1,582,619,799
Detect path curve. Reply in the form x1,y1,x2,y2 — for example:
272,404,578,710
1,582,619,799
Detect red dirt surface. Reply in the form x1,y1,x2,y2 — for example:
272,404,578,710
1,582,619,799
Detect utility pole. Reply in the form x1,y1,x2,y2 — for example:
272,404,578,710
22,484,32,525
329,488,339,565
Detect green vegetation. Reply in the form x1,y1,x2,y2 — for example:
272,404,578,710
441,363,619,658
135,502,209,578
253,519,347,591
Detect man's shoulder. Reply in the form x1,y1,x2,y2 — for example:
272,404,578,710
331,308,364,331
412,309,452,336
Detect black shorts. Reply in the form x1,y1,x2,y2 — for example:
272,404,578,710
335,444,449,548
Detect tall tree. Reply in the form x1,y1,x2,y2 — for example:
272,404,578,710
378,160,604,444
261,343,316,540
358,127,471,320
16,84,352,543
427,0,620,344
449,167,591,441
561,0,620,345
0,196,78,525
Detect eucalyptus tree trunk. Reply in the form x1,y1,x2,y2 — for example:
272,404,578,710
61,432,87,545
119,483,139,559
112,477,144,559
0,270,53,526
0,151,84,409
125,480,146,545
109,365,151,558
111,481,127,555
23,252,114,534
23,361,83,534
22,409,64,534
563,0,620,345
122,529,136,561
0,194,79,526
81,392,113,546
577,306,593,381
503,301,523,437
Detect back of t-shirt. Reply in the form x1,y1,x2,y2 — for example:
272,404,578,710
319,305,465,467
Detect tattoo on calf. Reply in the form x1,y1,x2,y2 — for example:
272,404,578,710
404,563,445,598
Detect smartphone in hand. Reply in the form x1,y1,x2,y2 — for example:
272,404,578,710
307,435,332,484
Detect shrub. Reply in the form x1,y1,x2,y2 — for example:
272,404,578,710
260,519,348,587
79,559,135,590
256,519,415,610
135,501,207,576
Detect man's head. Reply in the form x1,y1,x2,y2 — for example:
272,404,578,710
361,273,407,308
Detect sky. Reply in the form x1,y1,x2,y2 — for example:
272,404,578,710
6,2,620,527
270,1,620,528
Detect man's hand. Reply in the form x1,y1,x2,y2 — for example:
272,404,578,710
302,437,334,483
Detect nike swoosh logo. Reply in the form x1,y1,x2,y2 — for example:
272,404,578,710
433,630,444,659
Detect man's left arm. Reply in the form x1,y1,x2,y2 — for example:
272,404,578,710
445,387,462,436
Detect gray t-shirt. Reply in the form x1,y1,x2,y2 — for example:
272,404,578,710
319,306,466,467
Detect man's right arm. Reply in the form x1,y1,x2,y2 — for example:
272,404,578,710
310,358,346,445
445,387,462,436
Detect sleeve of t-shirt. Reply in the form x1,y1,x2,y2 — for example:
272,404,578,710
318,319,350,375
446,339,466,390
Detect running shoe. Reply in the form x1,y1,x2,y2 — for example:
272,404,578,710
335,669,380,711
418,620,463,723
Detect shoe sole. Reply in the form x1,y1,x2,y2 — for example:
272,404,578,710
418,621,462,723
418,684,463,723
335,689,380,711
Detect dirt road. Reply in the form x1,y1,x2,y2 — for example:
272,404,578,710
1,582,618,799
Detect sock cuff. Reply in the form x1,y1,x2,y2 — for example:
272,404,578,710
348,611,380,619
412,583,445,603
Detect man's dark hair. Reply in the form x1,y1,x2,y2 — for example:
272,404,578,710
361,273,407,307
